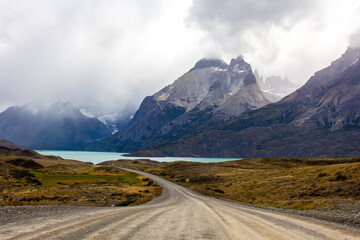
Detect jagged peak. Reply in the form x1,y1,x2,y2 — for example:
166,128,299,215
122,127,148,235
337,47,360,64
231,55,244,62
229,55,252,73
189,58,229,72
311,46,360,82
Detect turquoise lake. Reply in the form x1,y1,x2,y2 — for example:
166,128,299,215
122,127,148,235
35,150,241,164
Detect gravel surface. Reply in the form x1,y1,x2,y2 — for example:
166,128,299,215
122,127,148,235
1,201,359,232
0,169,359,239
277,201,360,230
0,205,107,225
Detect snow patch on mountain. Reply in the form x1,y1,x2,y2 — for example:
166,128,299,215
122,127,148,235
79,108,95,118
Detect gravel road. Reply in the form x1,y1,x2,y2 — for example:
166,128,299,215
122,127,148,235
0,168,359,240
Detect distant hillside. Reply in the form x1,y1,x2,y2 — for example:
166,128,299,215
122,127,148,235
0,139,22,148
0,101,111,150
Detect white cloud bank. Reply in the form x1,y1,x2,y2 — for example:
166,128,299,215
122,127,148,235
189,0,360,82
0,0,359,112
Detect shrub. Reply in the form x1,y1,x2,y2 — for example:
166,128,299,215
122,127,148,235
146,180,154,186
9,169,34,179
317,172,327,177
335,172,347,181
115,199,136,206
111,192,124,197
25,177,41,185
213,189,224,194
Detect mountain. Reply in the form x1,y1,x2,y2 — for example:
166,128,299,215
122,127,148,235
256,74,300,99
130,47,360,158
0,139,22,148
0,101,111,150
0,138,45,159
78,108,134,134
87,56,273,152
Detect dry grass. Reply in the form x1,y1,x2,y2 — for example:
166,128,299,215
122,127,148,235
0,157,162,207
106,158,360,210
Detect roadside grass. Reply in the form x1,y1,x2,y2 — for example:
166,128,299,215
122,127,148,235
105,158,360,210
33,171,144,187
0,158,161,207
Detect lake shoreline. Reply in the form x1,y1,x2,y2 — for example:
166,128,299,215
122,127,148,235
35,150,241,164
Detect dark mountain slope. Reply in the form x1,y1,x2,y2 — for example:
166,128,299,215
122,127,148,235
0,102,111,150
0,139,22,148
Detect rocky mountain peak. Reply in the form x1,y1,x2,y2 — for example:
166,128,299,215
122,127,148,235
229,55,251,73
312,47,360,82
283,46,360,103
87,55,274,153
154,56,265,112
189,58,229,72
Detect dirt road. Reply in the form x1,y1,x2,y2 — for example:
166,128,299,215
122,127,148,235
1,168,359,240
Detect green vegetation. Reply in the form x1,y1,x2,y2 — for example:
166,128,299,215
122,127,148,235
0,157,161,207
33,171,144,187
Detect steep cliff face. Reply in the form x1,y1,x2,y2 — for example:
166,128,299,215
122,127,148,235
134,47,360,158
291,52,360,130
277,47,360,130
153,56,270,117
87,56,272,152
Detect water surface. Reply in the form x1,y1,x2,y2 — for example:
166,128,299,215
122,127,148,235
35,150,241,164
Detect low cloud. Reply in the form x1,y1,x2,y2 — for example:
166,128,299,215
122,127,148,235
1,0,360,113
350,29,360,48
189,0,311,32
188,0,360,83
0,0,202,112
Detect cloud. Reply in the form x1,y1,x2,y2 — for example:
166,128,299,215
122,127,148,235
1,0,360,113
189,0,311,31
188,0,360,83
350,29,360,48
0,0,203,112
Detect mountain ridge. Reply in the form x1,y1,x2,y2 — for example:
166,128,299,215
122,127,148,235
0,101,111,150
86,56,273,152
129,47,360,158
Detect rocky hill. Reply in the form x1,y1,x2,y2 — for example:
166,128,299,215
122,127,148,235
87,56,272,152
131,47,360,158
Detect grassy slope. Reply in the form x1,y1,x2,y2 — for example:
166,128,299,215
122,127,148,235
104,158,360,210
0,154,161,207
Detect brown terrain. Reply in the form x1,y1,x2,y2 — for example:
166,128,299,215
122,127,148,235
0,140,161,207
103,158,360,228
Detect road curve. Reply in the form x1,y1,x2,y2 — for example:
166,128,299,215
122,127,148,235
1,168,359,240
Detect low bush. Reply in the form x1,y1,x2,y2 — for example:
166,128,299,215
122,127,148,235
213,189,224,194
9,169,35,179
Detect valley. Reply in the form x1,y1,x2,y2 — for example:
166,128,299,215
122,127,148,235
1,167,359,240
1,142,360,238
1,1,360,239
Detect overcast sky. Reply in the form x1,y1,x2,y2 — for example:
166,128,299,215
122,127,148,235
1,0,360,113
